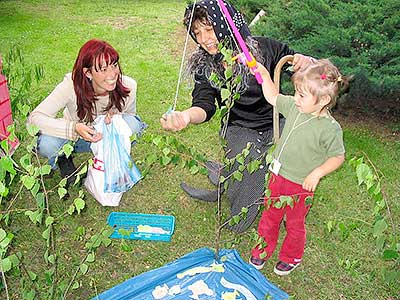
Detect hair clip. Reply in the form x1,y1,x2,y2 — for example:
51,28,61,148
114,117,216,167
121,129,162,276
320,74,327,80
337,75,342,82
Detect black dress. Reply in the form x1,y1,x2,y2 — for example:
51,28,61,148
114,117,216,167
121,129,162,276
189,37,294,233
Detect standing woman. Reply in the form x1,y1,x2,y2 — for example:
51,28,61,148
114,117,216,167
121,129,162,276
160,0,314,233
28,39,145,186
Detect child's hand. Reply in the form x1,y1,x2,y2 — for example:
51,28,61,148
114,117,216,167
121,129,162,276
251,62,269,78
302,170,321,192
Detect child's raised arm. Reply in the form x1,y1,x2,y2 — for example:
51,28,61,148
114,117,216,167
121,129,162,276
252,62,279,106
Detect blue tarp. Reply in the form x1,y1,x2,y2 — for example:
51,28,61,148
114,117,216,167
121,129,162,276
95,247,288,300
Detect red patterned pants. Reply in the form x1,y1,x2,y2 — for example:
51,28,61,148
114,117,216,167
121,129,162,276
251,173,313,264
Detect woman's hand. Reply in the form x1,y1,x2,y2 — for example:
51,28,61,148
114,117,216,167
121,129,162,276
75,123,102,142
292,54,316,72
160,110,191,131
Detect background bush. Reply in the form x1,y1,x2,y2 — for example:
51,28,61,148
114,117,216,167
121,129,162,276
232,0,400,118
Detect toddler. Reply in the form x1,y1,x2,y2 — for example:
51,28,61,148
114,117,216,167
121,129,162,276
249,59,348,275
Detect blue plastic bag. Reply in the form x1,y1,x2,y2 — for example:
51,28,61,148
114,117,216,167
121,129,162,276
94,247,289,300
102,117,141,193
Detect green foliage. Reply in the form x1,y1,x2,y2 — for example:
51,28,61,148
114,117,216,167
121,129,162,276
2,46,44,120
246,0,400,117
346,156,399,283
230,0,268,19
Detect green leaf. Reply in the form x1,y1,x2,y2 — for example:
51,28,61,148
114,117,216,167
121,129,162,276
0,233,13,249
229,215,241,225
372,181,381,195
28,271,37,281
19,154,31,170
59,178,67,187
247,160,261,174
78,164,88,176
42,227,50,240
224,68,233,80
232,171,243,182
273,200,282,209
25,210,37,224
0,229,6,242
118,228,132,237
382,250,399,260
27,124,40,137
0,156,16,175
74,198,86,214
189,165,199,175
1,257,12,272
45,269,54,285
30,182,40,198
161,156,171,166
8,253,20,268
121,241,133,252
162,147,171,156
355,163,371,186
72,281,80,290
103,227,115,238
221,88,231,101
102,238,112,247
382,269,400,283
327,220,335,233
305,196,313,206
235,154,245,165
62,143,74,158
40,165,52,175
86,252,95,263
48,254,55,264
22,175,36,190
23,289,36,300
45,216,54,227
373,219,387,237
0,182,9,197
375,235,385,250
152,135,162,146
80,263,88,275
0,236,11,249
58,187,67,199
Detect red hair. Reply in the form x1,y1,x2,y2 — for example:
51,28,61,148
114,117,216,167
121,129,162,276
72,39,130,123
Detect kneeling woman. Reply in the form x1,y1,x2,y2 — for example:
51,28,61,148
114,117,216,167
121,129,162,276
28,39,145,186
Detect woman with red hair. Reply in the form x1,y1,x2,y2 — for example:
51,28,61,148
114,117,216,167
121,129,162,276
28,39,145,186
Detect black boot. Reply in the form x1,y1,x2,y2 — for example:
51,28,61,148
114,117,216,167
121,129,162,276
180,182,219,202
57,155,77,187
205,160,223,186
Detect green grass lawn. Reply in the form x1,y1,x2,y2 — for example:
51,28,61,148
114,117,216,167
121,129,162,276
1,1,399,299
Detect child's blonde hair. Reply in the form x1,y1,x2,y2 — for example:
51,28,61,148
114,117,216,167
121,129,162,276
292,59,349,110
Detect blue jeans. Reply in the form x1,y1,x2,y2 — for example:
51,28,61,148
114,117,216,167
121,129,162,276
37,114,147,169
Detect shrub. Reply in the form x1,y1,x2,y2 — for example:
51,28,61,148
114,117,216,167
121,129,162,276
235,0,400,118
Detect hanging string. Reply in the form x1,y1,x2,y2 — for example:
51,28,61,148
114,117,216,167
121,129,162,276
169,1,197,113
216,0,241,57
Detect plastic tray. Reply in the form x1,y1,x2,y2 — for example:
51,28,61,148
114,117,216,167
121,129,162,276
107,212,175,242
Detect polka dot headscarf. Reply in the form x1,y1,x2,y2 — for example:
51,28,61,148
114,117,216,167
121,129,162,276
185,0,251,46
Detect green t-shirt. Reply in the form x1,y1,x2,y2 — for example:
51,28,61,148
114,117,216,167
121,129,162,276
273,94,345,184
